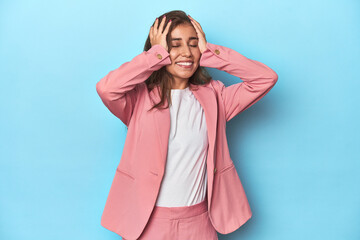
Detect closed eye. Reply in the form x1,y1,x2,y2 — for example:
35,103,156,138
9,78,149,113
172,45,198,48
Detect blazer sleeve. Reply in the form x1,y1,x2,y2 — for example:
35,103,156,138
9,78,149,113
200,42,278,122
96,44,171,126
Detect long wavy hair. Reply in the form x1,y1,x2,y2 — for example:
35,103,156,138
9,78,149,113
144,10,212,111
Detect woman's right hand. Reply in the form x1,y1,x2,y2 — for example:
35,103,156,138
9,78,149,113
149,16,172,52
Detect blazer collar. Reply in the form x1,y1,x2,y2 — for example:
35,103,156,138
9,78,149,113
149,82,218,175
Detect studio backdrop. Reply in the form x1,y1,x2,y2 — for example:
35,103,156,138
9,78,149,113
1,0,359,240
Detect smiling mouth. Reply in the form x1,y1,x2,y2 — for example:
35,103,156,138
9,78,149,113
175,62,193,69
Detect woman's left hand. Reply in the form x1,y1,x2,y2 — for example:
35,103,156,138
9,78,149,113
188,15,207,54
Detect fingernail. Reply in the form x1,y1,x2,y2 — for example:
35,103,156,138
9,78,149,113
169,19,172,22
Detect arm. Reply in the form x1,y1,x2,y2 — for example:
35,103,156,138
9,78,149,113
96,44,171,126
200,42,278,122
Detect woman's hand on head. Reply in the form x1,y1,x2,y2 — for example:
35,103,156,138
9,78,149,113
149,15,172,52
188,15,207,54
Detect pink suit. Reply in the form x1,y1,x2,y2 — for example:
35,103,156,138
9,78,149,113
96,42,278,240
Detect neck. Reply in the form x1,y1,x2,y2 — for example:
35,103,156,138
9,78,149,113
171,79,189,90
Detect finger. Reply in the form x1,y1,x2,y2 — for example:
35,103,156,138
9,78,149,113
193,23,205,39
188,16,200,30
190,20,201,35
191,19,203,33
189,15,204,32
195,22,204,33
153,18,159,35
158,15,166,34
163,19,172,35
149,26,154,40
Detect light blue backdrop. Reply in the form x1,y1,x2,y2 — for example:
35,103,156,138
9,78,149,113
1,0,359,239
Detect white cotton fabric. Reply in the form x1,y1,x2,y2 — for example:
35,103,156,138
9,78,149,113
155,86,209,207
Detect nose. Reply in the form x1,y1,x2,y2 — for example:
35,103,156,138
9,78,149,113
180,45,192,57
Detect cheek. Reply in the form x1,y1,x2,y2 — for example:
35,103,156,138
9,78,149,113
165,65,172,73
193,50,201,60
195,48,201,59
169,50,178,62
165,63,177,74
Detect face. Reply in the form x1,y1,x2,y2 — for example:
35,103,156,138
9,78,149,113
165,24,201,84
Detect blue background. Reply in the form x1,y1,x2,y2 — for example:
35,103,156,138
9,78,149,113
1,0,359,239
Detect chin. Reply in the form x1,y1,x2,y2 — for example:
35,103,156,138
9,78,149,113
175,72,195,79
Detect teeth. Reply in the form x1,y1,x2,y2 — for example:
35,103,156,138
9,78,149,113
176,62,193,66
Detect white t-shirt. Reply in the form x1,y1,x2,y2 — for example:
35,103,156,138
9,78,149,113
155,86,209,207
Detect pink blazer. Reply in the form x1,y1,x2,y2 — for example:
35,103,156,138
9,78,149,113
96,42,278,239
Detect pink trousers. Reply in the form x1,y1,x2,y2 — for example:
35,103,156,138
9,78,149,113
124,198,218,240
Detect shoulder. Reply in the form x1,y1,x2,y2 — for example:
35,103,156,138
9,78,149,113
209,79,226,93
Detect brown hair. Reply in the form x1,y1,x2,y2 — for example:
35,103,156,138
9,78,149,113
144,10,212,111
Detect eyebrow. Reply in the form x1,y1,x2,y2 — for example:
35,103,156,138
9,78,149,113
171,37,199,41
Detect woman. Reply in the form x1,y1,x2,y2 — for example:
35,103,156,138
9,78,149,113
96,10,278,240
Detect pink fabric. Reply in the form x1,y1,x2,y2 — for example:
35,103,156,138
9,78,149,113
123,198,218,240
96,42,278,239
